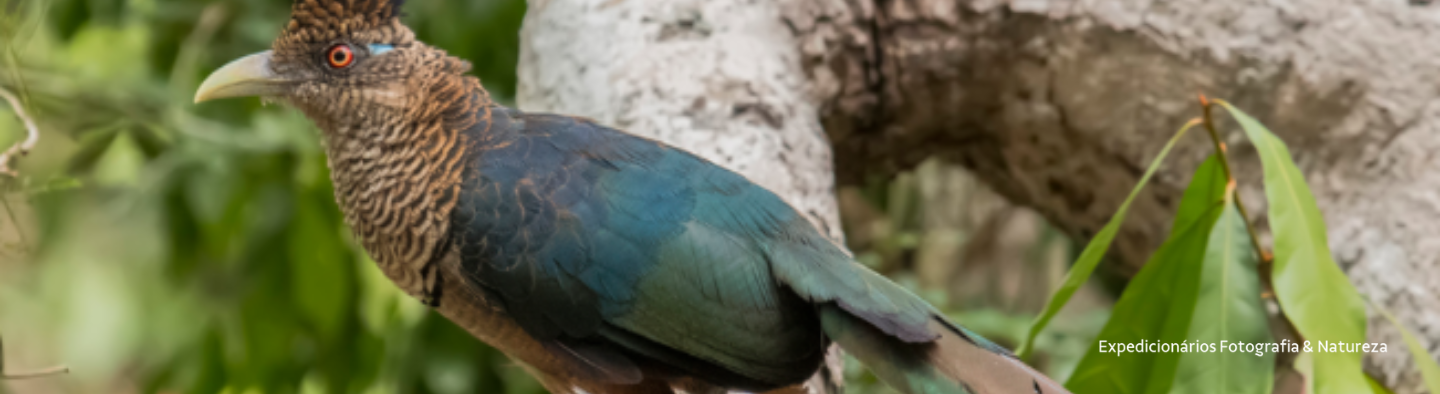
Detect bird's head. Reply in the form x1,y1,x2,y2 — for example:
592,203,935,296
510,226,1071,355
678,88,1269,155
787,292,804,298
196,0,482,132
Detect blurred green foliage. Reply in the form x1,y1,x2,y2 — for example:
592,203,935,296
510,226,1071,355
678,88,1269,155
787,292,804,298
839,166,1100,393
0,1,1101,393
0,0,540,393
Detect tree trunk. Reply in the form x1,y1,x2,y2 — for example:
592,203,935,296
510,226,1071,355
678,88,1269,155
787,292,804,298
520,0,1440,392
784,0,1438,392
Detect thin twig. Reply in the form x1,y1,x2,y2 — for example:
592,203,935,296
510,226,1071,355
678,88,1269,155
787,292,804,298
0,85,34,249
1198,94,1270,265
1,365,69,380
0,192,24,249
0,334,68,380
1198,94,1308,357
0,85,37,176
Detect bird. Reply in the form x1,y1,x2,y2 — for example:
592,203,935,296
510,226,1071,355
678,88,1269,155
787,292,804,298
194,1,1069,393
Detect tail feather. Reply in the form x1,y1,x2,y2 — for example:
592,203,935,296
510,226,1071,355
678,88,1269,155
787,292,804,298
820,305,1070,394
771,229,1069,393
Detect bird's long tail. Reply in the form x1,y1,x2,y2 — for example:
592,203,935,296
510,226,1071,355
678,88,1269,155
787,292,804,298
819,305,1069,394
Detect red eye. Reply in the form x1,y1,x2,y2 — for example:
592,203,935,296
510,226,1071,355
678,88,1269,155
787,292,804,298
327,44,354,68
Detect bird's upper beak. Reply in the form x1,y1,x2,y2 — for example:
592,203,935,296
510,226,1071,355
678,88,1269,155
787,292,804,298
194,51,295,103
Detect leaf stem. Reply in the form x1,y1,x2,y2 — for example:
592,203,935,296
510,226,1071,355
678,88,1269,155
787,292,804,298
1199,94,1269,266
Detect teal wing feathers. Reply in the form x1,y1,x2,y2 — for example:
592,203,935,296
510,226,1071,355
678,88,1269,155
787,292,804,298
449,107,976,390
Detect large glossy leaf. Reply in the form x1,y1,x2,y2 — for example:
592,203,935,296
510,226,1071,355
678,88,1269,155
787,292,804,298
1217,101,1368,394
1372,300,1440,393
1172,196,1274,394
1018,119,1200,358
1066,155,1226,393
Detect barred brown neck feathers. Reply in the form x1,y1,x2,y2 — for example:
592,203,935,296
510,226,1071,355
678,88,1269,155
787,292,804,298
320,58,485,305
271,0,492,304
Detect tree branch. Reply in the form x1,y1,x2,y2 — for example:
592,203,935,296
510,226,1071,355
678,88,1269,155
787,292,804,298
0,85,37,176
1,365,69,380
0,336,68,380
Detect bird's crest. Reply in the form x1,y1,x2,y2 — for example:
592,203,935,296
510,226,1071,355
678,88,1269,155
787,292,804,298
280,0,413,47
289,0,403,29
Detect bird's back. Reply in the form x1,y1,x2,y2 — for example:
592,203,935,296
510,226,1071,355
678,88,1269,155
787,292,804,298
448,106,833,390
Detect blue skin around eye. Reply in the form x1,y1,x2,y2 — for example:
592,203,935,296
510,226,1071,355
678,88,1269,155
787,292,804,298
368,44,395,55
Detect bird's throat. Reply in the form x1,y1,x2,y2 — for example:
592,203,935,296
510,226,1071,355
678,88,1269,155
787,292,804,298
292,61,485,303
316,90,479,303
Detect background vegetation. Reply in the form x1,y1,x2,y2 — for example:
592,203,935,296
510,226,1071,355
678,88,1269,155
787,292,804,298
0,1,1101,393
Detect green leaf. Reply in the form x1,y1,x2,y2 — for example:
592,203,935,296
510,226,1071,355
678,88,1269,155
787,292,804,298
1295,352,1316,394
23,176,83,196
1367,375,1395,394
1168,159,1229,238
65,127,121,175
288,193,352,338
1172,196,1274,394
1018,119,1201,358
92,132,145,187
1065,155,1226,393
1371,300,1440,393
1217,101,1368,394
63,24,151,84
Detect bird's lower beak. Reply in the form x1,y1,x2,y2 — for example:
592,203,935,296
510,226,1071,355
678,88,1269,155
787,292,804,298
194,51,294,103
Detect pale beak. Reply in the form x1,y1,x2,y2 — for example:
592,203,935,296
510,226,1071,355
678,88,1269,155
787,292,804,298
194,51,295,103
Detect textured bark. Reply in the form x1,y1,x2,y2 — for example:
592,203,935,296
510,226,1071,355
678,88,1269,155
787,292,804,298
517,0,846,393
517,0,845,242
782,0,1439,392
